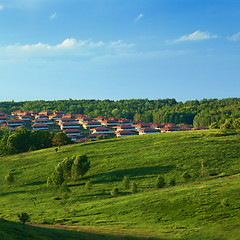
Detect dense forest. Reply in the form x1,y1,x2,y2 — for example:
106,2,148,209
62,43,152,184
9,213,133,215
1,98,239,127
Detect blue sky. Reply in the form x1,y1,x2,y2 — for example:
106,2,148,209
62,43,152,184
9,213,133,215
0,0,239,102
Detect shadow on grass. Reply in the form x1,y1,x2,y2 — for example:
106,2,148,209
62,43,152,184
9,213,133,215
0,219,163,240
91,165,176,184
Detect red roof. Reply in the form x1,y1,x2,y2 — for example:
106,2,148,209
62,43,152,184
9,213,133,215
32,124,49,127
137,128,159,133
192,126,209,130
92,127,111,131
7,120,24,123
61,122,79,126
63,129,81,133
89,133,109,138
115,131,138,135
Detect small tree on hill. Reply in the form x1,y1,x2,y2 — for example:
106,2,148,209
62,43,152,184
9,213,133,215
111,187,119,197
155,175,165,189
18,213,30,224
71,155,90,181
182,172,191,183
47,169,65,187
122,176,130,189
52,132,71,149
131,181,137,194
5,171,14,185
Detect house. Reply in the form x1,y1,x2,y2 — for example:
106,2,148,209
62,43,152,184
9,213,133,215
91,127,114,134
32,119,52,125
7,120,24,128
118,119,133,125
82,121,102,129
133,123,152,130
11,110,24,116
89,133,109,140
0,116,7,123
77,116,94,124
160,126,178,133
54,111,65,116
63,129,81,136
57,118,78,125
19,114,31,121
32,123,49,130
150,123,166,129
35,114,49,120
75,137,90,143
49,114,62,121
115,125,135,131
39,111,53,116
178,125,192,131
59,122,80,130
101,119,120,127
192,126,209,130
115,130,138,137
137,127,159,135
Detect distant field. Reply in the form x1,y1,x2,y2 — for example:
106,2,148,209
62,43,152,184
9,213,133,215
0,130,240,239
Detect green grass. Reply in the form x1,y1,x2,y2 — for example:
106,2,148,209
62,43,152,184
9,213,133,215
0,129,240,239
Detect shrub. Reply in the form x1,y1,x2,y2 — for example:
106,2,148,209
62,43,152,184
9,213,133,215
5,171,14,185
169,177,176,186
59,182,71,193
131,181,137,194
18,213,30,224
182,172,191,183
155,175,165,188
122,176,130,189
111,187,119,197
85,180,91,191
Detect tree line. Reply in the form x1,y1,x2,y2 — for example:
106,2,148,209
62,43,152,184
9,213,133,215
0,127,72,156
0,98,240,126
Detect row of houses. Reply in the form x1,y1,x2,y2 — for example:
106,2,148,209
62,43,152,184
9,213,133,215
0,110,208,143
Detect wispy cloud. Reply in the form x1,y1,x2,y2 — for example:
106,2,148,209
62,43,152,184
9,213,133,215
50,12,57,19
0,5,4,10
135,13,144,22
0,38,135,60
167,30,218,44
227,32,240,42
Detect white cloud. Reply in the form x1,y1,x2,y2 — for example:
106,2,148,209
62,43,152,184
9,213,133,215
227,32,240,41
0,38,135,60
168,30,218,44
135,13,144,22
0,5,4,10
50,12,57,19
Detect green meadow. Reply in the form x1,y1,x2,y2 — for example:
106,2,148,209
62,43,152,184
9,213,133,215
0,130,240,239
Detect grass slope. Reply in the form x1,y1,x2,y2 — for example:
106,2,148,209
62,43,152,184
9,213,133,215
0,130,240,239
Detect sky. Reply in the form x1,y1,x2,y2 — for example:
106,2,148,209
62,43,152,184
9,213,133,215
0,0,239,102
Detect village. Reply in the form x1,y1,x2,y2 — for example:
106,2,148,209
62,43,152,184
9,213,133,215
0,110,208,143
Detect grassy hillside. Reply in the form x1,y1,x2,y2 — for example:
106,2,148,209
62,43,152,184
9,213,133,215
0,130,240,239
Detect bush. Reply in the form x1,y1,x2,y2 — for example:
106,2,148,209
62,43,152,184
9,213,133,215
169,177,176,186
59,182,71,193
155,175,165,188
111,187,119,197
5,171,14,185
61,156,75,180
122,176,130,189
182,172,191,183
131,181,137,194
85,180,91,191
18,213,30,224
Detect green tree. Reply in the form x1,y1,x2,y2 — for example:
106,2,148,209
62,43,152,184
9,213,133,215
18,213,30,224
52,132,72,149
182,172,191,183
122,176,130,189
5,171,14,185
155,175,165,188
131,181,138,194
71,155,90,181
111,187,119,197
61,156,75,180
